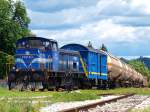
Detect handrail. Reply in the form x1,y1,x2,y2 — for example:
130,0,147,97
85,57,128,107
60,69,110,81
79,55,88,77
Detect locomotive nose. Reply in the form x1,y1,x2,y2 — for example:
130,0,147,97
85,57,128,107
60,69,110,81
15,49,40,70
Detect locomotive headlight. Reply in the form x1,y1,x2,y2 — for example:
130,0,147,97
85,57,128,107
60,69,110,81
32,69,35,72
16,69,19,72
12,67,16,70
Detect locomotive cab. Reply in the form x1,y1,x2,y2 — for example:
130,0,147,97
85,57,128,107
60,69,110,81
15,37,58,71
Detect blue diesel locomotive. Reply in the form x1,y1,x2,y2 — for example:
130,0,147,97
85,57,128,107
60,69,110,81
8,37,147,90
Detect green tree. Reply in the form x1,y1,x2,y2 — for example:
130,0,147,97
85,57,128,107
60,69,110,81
0,0,30,55
128,60,150,79
0,0,30,78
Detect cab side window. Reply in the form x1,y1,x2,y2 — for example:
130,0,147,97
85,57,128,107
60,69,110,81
17,41,29,48
47,43,52,50
52,43,58,51
73,62,77,70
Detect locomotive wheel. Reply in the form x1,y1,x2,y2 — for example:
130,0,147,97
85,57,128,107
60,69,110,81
8,81,12,90
8,73,15,90
42,81,48,90
8,72,15,82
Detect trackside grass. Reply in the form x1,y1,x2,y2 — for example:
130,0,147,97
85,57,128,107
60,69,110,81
0,87,99,112
1,87,150,97
0,87,53,97
81,88,150,95
0,87,98,101
0,87,150,112
50,92,98,102
130,107,150,112
0,100,35,112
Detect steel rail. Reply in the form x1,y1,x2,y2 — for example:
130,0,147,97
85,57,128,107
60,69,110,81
59,93,135,112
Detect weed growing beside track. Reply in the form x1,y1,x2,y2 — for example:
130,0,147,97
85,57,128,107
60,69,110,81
81,88,150,95
50,92,98,103
0,87,53,97
0,88,99,112
1,87,150,112
131,107,150,112
0,100,35,112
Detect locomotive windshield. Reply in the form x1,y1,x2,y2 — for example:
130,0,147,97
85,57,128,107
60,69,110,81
17,38,58,50
29,39,42,47
17,39,43,48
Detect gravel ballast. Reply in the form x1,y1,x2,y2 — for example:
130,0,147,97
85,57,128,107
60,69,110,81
88,95,149,112
40,95,120,112
40,95,150,112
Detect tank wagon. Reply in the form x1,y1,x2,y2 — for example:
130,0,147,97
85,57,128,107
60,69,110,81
106,53,146,87
8,37,147,90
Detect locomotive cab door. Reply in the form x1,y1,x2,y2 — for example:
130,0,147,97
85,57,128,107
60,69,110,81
70,55,79,72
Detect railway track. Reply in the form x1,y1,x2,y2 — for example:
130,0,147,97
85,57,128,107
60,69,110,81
59,94,135,112
88,95,150,112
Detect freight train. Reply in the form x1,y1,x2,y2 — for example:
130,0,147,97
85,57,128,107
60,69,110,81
8,37,147,90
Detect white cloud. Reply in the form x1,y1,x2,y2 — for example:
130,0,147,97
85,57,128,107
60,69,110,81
32,19,150,55
131,0,150,14
24,0,98,12
97,0,150,16
27,0,150,30
24,0,150,56
97,0,130,16
27,5,100,30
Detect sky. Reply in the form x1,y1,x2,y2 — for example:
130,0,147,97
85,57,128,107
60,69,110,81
22,0,150,57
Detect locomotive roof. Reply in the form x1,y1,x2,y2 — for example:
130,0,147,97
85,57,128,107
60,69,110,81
16,37,57,44
61,43,107,55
